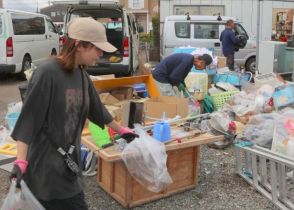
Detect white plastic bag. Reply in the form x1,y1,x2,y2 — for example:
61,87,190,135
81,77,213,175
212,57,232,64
243,113,281,148
121,124,173,193
272,114,294,157
0,126,9,145
1,180,45,210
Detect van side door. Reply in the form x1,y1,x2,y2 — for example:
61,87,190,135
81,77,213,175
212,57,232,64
0,13,6,64
163,21,192,57
191,22,221,56
127,13,139,71
45,18,59,55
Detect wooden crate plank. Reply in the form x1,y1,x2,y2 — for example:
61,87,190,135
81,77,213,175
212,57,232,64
113,162,127,200
98,133,223,162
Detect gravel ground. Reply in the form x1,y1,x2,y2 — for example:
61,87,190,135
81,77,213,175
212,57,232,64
0,74,278,210
0,145,278,210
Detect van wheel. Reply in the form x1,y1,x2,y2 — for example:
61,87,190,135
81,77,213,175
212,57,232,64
245,57,256,74
18,56,31,80
51,49,57,56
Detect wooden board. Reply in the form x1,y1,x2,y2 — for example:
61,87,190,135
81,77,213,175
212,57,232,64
96,132,223,162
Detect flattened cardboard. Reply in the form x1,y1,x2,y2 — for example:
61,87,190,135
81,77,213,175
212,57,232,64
144,96,188,120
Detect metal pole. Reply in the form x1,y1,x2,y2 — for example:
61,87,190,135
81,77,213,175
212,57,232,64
256,0,262,74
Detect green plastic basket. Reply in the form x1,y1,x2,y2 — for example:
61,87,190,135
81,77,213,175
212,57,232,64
211,90,239,110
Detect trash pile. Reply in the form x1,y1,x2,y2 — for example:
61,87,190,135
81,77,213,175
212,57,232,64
204,71,294,158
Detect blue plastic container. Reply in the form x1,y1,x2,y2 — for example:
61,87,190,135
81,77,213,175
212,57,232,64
5,112,20,130
133,83,149,98
212,71,252,86
153,121,171,142
273,84,294,109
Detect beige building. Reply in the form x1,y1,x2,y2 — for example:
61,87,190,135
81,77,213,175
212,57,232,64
120,0,159,33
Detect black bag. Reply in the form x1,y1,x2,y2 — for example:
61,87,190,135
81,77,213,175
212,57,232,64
63,154,80,181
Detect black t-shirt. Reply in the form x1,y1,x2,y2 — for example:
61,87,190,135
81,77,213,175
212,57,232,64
11,59,113,201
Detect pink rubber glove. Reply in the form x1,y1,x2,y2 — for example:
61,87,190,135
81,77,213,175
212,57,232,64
14,159,28,174
117,126,134,136
117,126,139,143
10,159,28,188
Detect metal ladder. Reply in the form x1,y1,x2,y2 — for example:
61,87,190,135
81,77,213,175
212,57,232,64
235,144,294,210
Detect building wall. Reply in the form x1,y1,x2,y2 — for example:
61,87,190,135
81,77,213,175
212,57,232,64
120,0,159,32
160,0,294,41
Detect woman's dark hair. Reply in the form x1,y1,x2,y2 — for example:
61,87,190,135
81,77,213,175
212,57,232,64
57,37,92,71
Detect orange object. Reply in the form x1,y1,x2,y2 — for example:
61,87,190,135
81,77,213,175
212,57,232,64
92,74,160,98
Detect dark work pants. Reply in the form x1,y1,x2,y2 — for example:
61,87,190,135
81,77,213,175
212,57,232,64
224,53,235,71
39,192,88,210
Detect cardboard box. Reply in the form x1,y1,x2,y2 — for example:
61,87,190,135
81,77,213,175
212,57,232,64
111,87,134,101
105,105,122,122
99,93,119,105
112,101,131,127
217,56,227,68
144,96,189,120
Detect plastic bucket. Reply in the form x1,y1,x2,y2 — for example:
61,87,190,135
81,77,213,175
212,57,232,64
5,112,20,130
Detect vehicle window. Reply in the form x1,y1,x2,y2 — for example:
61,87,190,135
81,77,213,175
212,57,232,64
12,13,45,35
235,23,248,38
175,22,190,38
193,23,219,39
46,19,56,33
0,14,3,35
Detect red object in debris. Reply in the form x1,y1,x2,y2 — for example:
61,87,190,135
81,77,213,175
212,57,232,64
228,121,236,133
108,127,117,141
268,97,274,106
176,138,182,143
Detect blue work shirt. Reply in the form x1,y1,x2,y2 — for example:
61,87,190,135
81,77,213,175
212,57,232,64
220,28,238,55
152,53,194,86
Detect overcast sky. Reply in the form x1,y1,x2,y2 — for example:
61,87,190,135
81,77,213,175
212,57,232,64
3,0,71,12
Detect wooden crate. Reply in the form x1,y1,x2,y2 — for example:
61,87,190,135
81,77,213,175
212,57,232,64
84,133,224,208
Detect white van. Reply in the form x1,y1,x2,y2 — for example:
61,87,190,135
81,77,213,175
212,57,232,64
0,9,60,77
63,1,139,76
162,15,256,72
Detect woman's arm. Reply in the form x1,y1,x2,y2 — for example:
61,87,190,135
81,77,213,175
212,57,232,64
106,120,122,133
16,141,29,160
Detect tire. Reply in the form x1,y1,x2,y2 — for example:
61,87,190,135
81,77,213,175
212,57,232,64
245,57,256,74
18,56,31,80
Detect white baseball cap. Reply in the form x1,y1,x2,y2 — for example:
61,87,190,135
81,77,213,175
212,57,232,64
67,17,117,53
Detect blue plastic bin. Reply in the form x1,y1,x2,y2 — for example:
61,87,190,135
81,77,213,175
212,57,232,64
133,83,149,98
5,112,20,130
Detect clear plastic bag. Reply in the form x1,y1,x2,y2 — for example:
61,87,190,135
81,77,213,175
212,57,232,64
121,124,173,193
242,113,281,149
1,180,45,210
272,113,294,157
